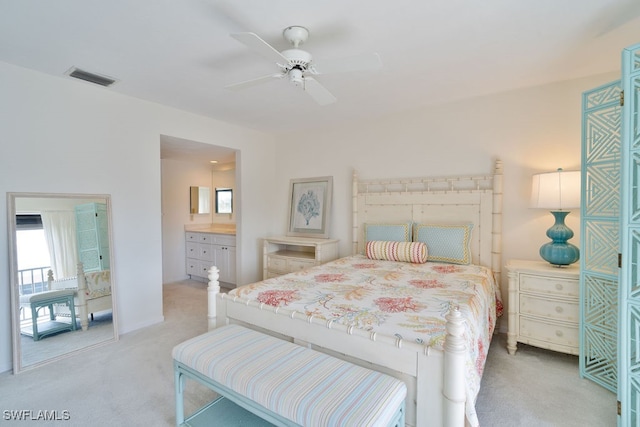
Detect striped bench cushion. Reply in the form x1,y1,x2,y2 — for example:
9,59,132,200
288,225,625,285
19,289,76,304
172,324,407,426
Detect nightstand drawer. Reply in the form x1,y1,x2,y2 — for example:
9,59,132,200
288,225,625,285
519,294,578,323
520,274,578,298
519,316,578,349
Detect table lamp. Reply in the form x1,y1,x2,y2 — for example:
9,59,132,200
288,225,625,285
530,168,581,266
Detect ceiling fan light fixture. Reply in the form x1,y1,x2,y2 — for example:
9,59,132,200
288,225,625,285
289,68,303,86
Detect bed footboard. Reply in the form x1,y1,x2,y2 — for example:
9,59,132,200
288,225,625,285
206,267,468,427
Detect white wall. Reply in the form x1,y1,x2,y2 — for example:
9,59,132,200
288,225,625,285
0,61,277,373
273,71,619,331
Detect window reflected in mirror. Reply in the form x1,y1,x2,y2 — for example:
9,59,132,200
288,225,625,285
215,188,233,214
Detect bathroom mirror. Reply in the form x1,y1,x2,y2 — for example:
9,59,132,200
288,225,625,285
215,188,233,214
8,192,118,373
190,186,210,214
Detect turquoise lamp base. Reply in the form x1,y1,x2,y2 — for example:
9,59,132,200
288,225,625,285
540,211,580,266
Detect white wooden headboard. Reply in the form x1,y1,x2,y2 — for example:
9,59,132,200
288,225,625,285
352,159,503,284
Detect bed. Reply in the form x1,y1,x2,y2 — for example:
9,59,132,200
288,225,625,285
47,262,112,331
208,159,503,427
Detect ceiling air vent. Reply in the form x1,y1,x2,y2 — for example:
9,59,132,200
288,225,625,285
66,67,116,87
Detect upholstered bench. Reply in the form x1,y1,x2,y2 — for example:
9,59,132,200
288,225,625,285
172,324,407,427
19,289,77,341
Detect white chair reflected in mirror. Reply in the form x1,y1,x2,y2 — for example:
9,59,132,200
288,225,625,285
47,263,112,331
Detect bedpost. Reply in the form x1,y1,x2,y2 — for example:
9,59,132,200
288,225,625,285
46,269,54,291
443,308,466,427
77,262,89,331
492,159,503,288
207,266,220,330
352,170,358,255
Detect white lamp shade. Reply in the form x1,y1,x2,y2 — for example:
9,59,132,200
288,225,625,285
530,169,581,209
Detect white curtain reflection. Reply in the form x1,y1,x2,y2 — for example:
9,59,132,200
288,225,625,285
41,210,78,279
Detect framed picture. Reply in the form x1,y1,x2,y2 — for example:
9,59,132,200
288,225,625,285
287,176,333,238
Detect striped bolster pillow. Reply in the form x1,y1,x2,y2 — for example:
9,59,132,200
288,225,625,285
365,240,428,263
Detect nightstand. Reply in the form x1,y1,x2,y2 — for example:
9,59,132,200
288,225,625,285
506,259,580,355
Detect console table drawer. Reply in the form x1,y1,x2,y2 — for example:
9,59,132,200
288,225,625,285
267,257,288,273
288,259,315,271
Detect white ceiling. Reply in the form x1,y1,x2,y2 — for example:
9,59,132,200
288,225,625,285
1,0,639,139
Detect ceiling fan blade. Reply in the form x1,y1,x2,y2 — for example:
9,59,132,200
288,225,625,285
303,77,336,106
311,52,382,75
225,73,284,91
230,32,289,65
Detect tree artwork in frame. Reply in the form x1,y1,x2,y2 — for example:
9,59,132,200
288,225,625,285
287,176,333,238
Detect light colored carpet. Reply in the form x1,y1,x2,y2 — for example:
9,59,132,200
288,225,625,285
20,312,114,367
0,280,616,426
477,333,616,426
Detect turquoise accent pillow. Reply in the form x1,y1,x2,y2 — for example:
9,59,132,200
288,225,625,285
413,223,473,265
364,222,412,243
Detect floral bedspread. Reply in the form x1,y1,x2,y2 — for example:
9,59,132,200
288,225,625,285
230,255,502,426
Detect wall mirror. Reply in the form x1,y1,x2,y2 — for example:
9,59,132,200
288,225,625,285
190,186,210,214
215,188,233,214
8,192,118,373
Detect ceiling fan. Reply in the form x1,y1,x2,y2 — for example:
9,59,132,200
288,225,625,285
225,25,382,106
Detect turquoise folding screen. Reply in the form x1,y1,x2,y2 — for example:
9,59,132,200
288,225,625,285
75,202,110,272
580,80,621,393
619,42,640,426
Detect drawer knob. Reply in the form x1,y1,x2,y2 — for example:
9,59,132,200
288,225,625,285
555,306,564,314
555,283,564,291
555,330,563,337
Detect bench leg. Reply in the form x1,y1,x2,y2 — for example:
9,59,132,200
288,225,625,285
68,298,77,331
175,367,185,426
30,305,39,341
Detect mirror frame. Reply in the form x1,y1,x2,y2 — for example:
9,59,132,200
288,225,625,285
8,192,119,373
